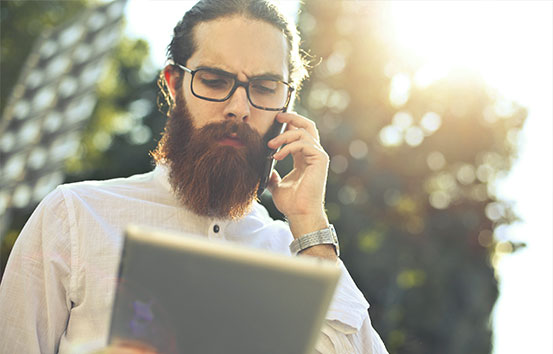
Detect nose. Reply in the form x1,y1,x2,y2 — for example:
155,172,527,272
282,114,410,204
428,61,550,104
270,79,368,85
223,85,251,122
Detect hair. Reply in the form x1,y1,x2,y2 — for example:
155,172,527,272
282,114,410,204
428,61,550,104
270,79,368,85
158,0,309,113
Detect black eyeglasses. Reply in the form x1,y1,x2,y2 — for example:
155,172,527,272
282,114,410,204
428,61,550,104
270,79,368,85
175,64,294,111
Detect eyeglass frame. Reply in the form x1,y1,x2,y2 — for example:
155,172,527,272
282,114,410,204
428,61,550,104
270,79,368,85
174,63,295,111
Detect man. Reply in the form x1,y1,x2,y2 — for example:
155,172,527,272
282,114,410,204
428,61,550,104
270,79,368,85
0,0,388,353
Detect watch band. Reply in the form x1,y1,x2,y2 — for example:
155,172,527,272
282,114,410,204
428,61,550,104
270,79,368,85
289,224,340,256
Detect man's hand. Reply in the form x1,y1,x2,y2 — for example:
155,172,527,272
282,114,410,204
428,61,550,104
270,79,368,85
266,112,336,261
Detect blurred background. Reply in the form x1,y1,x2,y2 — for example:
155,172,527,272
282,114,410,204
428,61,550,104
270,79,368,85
1,1,551,353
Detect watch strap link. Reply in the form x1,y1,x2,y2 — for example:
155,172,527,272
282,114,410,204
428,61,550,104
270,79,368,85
289,224,339,256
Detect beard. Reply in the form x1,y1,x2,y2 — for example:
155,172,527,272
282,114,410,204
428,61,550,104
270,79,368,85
152,91,268,219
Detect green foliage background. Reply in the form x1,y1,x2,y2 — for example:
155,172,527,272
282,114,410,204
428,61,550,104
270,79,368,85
1,1,527,353
285,2,526,353
1,0,165,269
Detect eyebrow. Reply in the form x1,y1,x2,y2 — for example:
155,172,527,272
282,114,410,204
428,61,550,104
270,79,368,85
195,65,285,82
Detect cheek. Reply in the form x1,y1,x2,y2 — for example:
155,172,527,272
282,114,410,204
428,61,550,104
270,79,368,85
185,98,223,128
252,112,278,136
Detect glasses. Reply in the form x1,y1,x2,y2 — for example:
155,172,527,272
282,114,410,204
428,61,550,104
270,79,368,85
175,64,294,111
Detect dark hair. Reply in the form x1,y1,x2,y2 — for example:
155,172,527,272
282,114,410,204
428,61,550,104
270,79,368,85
158,0,308,113
169,0,307,85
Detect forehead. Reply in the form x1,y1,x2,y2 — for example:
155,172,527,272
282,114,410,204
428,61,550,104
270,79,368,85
187,16,289,79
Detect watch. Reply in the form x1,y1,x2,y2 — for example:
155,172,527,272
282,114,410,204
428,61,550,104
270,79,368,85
289,224,340,257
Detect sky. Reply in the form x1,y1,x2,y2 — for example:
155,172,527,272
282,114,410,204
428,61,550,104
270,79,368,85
383,2,552,351
124,1,552,352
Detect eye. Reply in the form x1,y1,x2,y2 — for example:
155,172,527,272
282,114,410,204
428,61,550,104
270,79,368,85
201,78,230,88
251,80,278,95
196,70,233,90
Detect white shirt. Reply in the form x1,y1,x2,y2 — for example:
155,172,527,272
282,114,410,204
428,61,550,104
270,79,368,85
0,165,387,354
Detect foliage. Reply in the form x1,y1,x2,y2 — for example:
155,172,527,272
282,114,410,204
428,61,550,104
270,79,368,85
63,35,163,183
1,0,87,112
289,1,526,353
2,2,528,353
1,0,163,271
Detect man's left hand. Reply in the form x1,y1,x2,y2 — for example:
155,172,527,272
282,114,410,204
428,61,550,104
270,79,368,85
266,112,336,259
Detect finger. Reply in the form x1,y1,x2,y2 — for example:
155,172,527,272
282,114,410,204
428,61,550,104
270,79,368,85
267,128,317,149
276,112,320,141
273,140,327,162
267,170,281,193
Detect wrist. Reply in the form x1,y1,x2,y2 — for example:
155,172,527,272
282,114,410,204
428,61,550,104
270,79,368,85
298,244,337,261
289,224,339,260
286,211,329,239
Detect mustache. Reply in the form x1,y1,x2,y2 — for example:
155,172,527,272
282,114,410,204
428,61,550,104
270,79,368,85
152,92,273,219
197,119,263,144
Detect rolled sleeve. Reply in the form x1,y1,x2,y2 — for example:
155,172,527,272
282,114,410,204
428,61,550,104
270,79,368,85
316,260,388,354
326,260,370,330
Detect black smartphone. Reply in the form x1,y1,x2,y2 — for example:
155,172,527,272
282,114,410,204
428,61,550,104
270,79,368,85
256,108,289,198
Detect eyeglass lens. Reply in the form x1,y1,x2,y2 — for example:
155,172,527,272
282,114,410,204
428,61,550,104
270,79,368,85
192,69,288,109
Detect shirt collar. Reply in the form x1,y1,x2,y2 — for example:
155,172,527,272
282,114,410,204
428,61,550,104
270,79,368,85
152,162,263,225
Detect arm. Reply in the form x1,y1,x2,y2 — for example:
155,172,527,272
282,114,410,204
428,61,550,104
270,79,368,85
316,317,388,354
267,112,336,260
0,188,71,353
267,112,388,353
315,260,388,353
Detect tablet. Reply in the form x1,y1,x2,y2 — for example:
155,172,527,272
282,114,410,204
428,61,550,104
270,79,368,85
108,224,340,354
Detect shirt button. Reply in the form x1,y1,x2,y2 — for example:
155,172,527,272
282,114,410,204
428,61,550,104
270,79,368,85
213,224,220,233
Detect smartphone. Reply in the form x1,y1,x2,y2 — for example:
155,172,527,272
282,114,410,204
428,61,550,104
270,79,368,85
256,107,289,198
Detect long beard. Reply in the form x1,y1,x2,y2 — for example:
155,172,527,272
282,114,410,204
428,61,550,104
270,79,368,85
152,93,267,219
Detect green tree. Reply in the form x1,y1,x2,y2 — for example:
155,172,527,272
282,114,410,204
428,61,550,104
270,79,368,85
1,0,87,112
1,0,163,272
293,2,526,353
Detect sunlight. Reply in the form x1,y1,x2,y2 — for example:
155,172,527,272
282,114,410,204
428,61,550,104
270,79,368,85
123,2,551,353
385,2,552,353
385,1,550,101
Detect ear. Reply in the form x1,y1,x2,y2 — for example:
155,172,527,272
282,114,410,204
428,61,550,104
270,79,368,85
163,65,180,100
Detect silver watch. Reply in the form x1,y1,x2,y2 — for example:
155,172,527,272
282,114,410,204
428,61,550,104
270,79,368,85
289,224,340,256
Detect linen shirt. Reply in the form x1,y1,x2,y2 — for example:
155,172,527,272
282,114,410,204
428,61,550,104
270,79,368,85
0,165,387,354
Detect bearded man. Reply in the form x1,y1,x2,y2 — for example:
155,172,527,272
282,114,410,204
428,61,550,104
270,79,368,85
0,0,388,353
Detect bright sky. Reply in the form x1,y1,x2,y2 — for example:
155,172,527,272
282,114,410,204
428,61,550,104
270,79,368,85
124,1,552,352
385,2,552,353
124,0,300,72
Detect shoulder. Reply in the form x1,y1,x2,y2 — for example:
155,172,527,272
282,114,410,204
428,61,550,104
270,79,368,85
30,169,168,230
53,169,176,208
58,169,158,197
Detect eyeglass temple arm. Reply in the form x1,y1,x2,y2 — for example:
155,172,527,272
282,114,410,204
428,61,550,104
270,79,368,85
175,63,192,74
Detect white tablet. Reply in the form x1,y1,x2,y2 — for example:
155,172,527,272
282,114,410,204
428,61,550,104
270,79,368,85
108,224,340,354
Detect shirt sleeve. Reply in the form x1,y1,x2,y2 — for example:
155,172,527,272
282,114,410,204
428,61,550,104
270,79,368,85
0,187,72,354
315,260,389,354
315,317,388,354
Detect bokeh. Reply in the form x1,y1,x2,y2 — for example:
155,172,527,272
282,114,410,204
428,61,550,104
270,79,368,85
0,1,546,353
291,2,526,353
